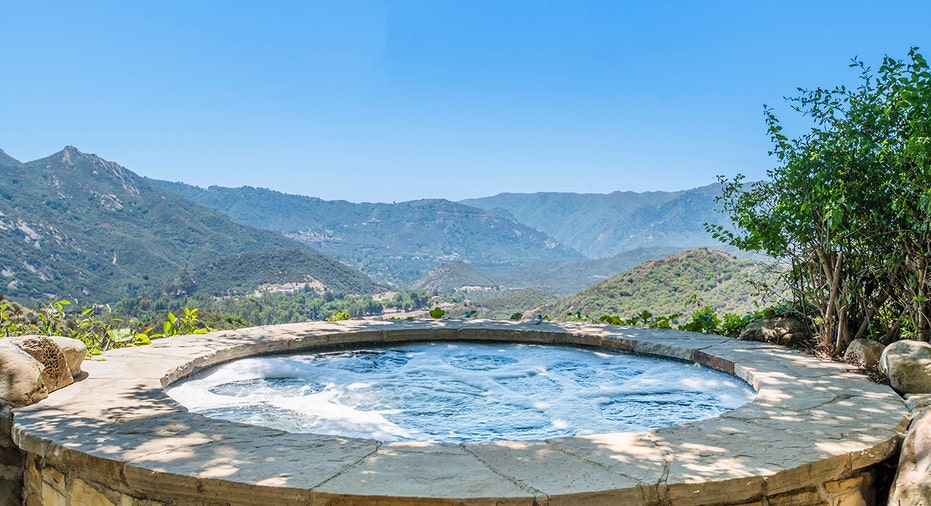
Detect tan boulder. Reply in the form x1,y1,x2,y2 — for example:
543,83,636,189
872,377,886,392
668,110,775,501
889,406,931,505
738,316,810,347
46,336,87,377
0,344,48,408
880,340,931,394
7,336,73,392
844,338,885,369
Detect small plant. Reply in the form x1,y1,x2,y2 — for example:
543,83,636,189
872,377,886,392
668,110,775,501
153,308,214,337
567,311,591,322
1,301,29,337
509,312,523,320
31,297,71,336
720,312,758,337
463,310,477,318
600,310,681,329
326,310,352,322
429,307,446,319
679,305,721,334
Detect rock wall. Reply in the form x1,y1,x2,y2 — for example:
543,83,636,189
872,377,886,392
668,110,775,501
0,336,85,505
0,409,23,506
17,449,896,506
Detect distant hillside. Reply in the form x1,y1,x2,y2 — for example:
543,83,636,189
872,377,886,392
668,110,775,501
540,249,779,319
157,249,383,298
474,288,559,319
412,261,499,293
483,246,685,296
154,181,585,286
0,147,379,302
461,185,730,258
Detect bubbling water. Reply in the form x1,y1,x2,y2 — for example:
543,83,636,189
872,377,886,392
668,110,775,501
166,342,755,443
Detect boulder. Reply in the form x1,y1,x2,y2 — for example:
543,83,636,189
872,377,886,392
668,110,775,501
889,406,931,505
7,336,73,392
0,345,48,408
844,338,885,369
738,316,810,347
46,336,86,377
880,340,931,394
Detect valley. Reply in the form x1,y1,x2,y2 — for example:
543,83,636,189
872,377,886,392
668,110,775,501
0,146,771,329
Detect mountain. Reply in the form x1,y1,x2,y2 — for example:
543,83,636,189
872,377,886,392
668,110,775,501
460,184,731,258
539,249,779,319
0,147,380,302
482,246,686,296
0,148,21,167
153,181,585,286
411,261,499,292
473,288,559,319
411,246,684,296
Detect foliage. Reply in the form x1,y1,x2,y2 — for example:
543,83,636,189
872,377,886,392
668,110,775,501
589,298,794,338
710,48,931,353
678,305,721,334
1,298,36,336
510,312,523,320
599,310,680,329
159,307,212,337
326,310,351,322
541,249,781,320
429,307,446,319
0,295,213,355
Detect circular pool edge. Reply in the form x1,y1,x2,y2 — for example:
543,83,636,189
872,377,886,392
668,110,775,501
11,320,909,505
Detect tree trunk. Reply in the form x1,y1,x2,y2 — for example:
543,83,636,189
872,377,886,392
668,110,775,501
816,248,844,352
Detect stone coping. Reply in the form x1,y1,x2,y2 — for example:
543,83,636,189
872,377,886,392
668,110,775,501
11,320,909,505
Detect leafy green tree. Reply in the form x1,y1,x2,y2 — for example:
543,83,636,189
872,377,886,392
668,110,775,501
711,48,931,353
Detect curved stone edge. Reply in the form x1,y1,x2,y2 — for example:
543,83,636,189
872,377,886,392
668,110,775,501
10,320,909,505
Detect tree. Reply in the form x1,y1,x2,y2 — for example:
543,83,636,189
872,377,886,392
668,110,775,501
710,48,931,354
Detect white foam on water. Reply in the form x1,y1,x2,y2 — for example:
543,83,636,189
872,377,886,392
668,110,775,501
166,342,756,443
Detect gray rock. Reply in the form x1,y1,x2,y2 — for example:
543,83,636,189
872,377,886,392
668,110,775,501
47,336,86,377
7,336,73,393
738,316,810,346
889,406,931,505
907,393,931,414
0,345,48,408
844,338,885,369
880,340,931,394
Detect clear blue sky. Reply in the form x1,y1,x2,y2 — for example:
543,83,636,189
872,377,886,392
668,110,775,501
2,1,929,203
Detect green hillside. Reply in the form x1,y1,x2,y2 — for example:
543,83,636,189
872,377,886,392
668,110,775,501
541,249,781,319
0,147,379,302
412,261,499,292
473,288,559,319
483,246,685,296
153,181,585,286
461,185,732,258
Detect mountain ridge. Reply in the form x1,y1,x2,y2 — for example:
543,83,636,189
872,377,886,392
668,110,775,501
461,184,730,258
152,180,586,286
0,148,21,166
0,147,380,302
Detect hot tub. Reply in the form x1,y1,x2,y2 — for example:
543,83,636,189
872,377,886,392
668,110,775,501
11,320,908,505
